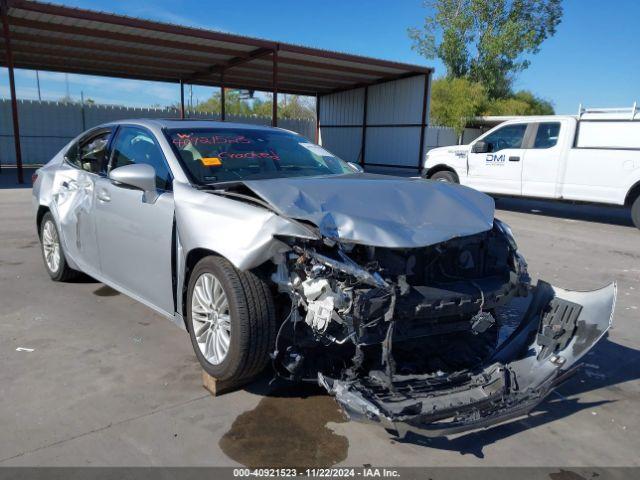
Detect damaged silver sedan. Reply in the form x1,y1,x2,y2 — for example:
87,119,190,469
32,119,616,437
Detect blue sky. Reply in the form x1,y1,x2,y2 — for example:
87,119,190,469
1,0,638,114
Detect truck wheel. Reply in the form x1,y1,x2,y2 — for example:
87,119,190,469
632,196,640,229
40,212,80,281
186,256,276,382
430,170,458,183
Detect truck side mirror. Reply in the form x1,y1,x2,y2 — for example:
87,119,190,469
472,141,489,153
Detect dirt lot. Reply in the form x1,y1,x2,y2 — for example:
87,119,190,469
1,175,639,467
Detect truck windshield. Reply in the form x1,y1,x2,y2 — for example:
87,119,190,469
166,128,352,185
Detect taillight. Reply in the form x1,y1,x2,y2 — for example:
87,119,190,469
31,171,38,184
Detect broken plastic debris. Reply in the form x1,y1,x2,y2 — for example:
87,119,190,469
16,347,34,352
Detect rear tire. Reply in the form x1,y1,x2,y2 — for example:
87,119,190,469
430,170,458,183
39,212,80,282
632,196,640,229
186,255,276,382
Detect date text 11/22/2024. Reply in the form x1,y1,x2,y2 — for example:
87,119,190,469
233,468,400,477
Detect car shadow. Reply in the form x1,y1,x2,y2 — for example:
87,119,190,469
242,337,638,457
67,273,100,284
493,195,634,227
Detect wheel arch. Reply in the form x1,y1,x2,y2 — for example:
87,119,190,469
36,205,50,239
624,180,640,207
179,247,276,331
426,164,460,182
181,247,223,330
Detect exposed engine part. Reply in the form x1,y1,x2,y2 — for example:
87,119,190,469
470,311,495,334
271,224,527,381
263,216,615,438
294,245,388,288
301,277,349,333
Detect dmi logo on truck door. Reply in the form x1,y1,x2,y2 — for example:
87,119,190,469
486,154,506,165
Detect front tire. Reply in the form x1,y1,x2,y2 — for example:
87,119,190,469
632,196,640,229
430,170,458,183
186,256,276,382
40,212,80,281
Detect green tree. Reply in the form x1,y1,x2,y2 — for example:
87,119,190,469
188,91,316,120
430,77,487,135
192,90,253,116
482,90,554,115
409,0,563,98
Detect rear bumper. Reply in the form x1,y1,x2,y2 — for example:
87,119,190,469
319,281,616,437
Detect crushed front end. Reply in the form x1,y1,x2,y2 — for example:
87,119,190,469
270,220,615,437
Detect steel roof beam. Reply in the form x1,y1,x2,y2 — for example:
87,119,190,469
8,0,275,49
0,59,322,96
6,17,406,78
7,31,214,67
189,47,273,81
9,1,432,74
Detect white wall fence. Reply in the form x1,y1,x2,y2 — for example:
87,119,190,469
0,99,316,165
0,99,460,167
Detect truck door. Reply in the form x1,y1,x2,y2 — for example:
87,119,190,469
467,123,530,195
521,121,564,198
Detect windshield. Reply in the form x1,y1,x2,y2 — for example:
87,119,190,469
166,128,353,184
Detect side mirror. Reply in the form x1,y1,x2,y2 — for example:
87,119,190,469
472,141,489,153
347,162,364,173
109,164,158,203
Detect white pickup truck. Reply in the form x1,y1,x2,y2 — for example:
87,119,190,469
422,106,640,229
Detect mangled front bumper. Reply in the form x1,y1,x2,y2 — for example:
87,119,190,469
319,281,616,437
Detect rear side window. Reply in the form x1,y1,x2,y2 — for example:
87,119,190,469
110,126,172,191
482,124,528,152
533,122,560,149
65,130,111,174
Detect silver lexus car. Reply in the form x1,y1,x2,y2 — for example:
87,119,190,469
32,119,616,437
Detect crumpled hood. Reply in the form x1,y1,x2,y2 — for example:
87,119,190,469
243,173,495,248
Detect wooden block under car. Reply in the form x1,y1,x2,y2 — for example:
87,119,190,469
202,370,248,396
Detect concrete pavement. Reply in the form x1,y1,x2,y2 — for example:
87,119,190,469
0,182,638,467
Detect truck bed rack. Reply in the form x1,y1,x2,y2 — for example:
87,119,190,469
578,103,639,121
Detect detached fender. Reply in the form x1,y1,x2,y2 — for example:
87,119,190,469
173,182,315,272
173,181,317,320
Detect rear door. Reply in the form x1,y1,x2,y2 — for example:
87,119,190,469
52,128,112,276
93,125,175,315
466,123,531,195
521,121,566,198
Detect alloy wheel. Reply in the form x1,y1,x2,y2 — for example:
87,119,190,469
42,220,61,273
191,272,231,365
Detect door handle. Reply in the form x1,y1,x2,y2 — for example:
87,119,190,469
509,156,520,162
96,189,111,203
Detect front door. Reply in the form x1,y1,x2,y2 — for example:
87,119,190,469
467,123,530,195
94,125,175,315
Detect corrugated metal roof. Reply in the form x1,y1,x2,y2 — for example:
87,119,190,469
0,0,433,96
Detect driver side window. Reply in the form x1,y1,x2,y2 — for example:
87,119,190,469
482,124,528,153
110,126,172,191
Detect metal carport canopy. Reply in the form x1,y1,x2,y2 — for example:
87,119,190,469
0,0,433,183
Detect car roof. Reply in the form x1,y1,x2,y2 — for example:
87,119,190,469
99,118,294,133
